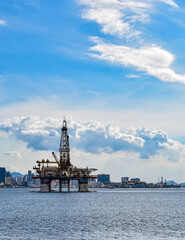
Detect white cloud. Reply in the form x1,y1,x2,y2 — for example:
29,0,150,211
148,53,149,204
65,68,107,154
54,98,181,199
159,0,178,8
126,74,141,78
90,38,185,84
79,0,151,38
78,0,178,38
0,20,6,25
0,115,184,161
78,1,182,84
2,98,185,137
4,151,22,159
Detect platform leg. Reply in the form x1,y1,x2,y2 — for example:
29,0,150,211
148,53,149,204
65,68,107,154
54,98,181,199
59,180,62,192
79,178,89,192
68,180,70,192
40,179,51,193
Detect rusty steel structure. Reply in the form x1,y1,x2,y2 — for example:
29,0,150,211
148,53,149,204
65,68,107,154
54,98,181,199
33,118,97,192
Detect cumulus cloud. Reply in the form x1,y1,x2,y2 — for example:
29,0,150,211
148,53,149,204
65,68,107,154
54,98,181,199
0,20,6,25
0,116,184,161
0,116,61,151
90,38,185,84
4,151,22,159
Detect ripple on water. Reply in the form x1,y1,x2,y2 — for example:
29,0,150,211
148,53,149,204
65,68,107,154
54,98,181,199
0,188,185,240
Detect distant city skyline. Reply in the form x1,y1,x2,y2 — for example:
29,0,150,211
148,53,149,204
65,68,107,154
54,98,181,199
0,167,184,187
1,0,185,182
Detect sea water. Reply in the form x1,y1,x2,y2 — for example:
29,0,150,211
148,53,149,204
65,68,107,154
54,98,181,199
0,188,185,240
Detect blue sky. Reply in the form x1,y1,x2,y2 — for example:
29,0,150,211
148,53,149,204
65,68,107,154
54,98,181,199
1,0,185,108
1,0,185,182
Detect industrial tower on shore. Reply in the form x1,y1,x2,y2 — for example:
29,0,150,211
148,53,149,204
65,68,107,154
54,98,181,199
33,118,97,192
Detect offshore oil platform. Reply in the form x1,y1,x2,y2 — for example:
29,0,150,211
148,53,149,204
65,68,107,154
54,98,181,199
33,118,97,192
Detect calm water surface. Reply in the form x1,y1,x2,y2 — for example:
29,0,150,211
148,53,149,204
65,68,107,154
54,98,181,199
0,188,185,240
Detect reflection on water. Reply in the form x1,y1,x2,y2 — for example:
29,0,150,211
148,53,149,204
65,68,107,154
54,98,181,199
0,188,185,240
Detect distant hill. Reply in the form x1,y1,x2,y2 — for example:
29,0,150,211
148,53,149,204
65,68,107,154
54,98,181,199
180,183,185,187
166,180,178,186
11,172,24,178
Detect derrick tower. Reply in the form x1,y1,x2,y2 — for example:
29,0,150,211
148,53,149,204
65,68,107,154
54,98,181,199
59,118,71,168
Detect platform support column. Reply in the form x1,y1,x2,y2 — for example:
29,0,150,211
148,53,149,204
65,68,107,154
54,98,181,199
68,180,70,192
59,180,62,192
78,178,89,192
49,180,51,192
40,178,51,193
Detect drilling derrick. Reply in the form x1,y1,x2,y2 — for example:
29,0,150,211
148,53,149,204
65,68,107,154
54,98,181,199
33,117,97,193
59,119,71,169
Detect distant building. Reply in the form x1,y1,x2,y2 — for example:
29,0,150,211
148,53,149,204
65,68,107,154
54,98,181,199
15,177,24,185
5,171,11,178
89,181,102,188
0,167,6,184
97,174,110,184
131,178,140,182
27,170,32,182
121,177,129,184
90,178,96,182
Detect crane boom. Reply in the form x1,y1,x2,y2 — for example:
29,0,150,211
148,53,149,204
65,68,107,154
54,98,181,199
52,152,59,163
